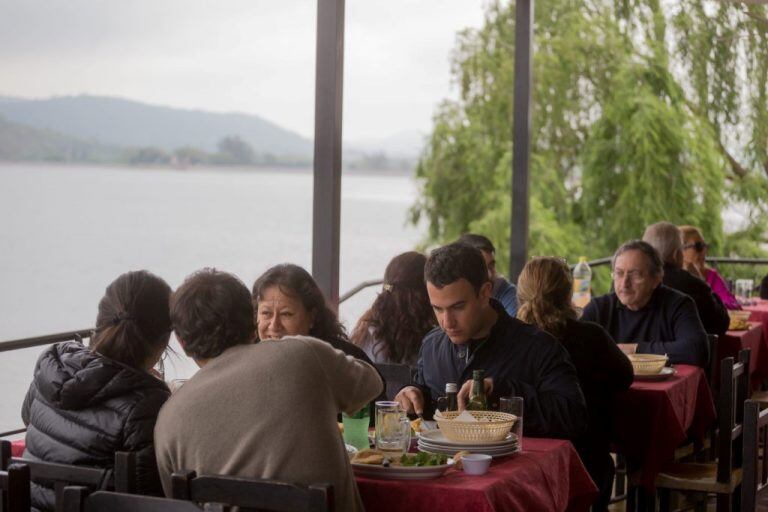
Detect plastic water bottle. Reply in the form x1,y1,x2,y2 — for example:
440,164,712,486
572,256,592,308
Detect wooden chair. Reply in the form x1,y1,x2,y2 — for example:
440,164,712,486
0,463,31,512
655,349,751,512
171,470,333,512
1,443,138,512
374,363,414,401
706,334,719,391
60,486,221,512
741,400,768,511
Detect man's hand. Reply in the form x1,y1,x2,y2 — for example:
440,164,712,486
457,377,494,410
618,343,638,355
394,386,424,415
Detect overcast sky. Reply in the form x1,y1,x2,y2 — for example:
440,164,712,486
0,1,487,140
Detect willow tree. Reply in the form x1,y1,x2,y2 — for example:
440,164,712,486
411,0,768,278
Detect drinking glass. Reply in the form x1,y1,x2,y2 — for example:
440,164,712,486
500,396,524,451
342,404,371,451
374,401,411,456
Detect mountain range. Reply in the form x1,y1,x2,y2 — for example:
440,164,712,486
0,95,427,163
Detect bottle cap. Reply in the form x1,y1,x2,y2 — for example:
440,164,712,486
445,382,458,393
579,256,588,263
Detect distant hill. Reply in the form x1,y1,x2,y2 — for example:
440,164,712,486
0,95,313,157
0,115,121,162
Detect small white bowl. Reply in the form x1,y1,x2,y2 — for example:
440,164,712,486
462,454,492,475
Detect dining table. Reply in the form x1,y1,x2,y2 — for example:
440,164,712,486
720,321,767,386
355,437,598,512
612,364,716,491
742,301,768,384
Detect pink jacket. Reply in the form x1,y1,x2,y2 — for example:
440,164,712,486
705,268,741,310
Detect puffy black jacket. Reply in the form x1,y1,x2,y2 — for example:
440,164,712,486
21,342,170,511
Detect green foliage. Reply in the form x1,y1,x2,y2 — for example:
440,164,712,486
413,0,768,276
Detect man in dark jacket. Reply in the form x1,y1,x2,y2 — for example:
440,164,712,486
643,222,729,336
395,242,587,439
582,240,709,367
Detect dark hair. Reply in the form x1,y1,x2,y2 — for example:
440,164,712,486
516,257,577,339
171,268,254,360
425,242,489,293
351,252,436,363
91,270,172,369
252,264,348,344
612,239,664,277
456,233,496,254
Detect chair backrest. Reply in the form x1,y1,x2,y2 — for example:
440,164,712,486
0,463,31,512
741,400,768,511
171,470,333,512
706,334,718,389
4,451,136,512
0,442,10,471
715,349,751,484
374,363,414,401
61,487,220,512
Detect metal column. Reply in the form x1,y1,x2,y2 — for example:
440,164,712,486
312,0,345,308
509,0,533,282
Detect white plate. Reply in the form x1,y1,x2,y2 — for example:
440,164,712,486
634,367,676,381
351,459,454,480
418,439,517,452
419,429,517,447
418,443,518,458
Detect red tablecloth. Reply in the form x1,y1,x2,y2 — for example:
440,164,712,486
721,321,766,385
613,365,716,491
11,439,25,457
742,302,768,383
356,438,597,512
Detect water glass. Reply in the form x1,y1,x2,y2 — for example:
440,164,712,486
374,401,411,456
342,405,371,451
500,396,524,451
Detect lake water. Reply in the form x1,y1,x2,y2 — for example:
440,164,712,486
0,162,423,433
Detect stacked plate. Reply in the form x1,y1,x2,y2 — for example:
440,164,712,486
418,429,519,458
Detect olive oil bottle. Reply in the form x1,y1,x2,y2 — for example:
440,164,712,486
466,369,487,411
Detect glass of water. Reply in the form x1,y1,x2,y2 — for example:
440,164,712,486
500,396,524,452
374,401,411,456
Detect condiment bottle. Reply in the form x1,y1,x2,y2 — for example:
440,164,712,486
466,369,487,411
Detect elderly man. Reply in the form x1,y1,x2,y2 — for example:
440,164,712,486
582,240,709,367
457,233,518,316
643,222,729,336
395,242,586,439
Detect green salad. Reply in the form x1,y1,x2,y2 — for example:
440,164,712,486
398,452,448,467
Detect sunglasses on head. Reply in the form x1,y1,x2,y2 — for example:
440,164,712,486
684,241,708,252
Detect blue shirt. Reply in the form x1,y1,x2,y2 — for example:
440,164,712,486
493,277,518,317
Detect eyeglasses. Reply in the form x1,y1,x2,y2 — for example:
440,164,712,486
611,270,646,283
684,241,708,252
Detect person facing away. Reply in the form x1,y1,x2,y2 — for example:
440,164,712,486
350,251,436,365
154,269,382,512
22,270,172,511
582,240,709,367
456,233,518,317
643,221,729,337
394,242,587,439
517,257,633,512
679,225,741,310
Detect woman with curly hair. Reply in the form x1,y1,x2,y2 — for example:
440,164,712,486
517,257,633,512
351,251,436,365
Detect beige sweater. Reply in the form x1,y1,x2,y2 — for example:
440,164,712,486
154,336,383,512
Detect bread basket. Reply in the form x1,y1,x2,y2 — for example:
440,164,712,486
627,353,668,375
435,410,516,443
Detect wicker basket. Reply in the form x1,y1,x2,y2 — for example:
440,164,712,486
627,354,668,375
435,410,516,443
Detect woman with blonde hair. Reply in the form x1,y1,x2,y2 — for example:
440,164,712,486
517,257,633,512
679,225,741,309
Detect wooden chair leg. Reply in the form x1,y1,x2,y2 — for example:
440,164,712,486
715,492,732,512
658,488,670,512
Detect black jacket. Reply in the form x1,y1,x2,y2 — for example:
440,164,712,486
413,301,587,439
582,285,709,367
663,265,729,336
21,342,170,511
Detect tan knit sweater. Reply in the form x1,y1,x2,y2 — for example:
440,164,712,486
154,336,383,511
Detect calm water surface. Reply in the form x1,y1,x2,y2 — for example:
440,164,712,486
0,162,423,432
